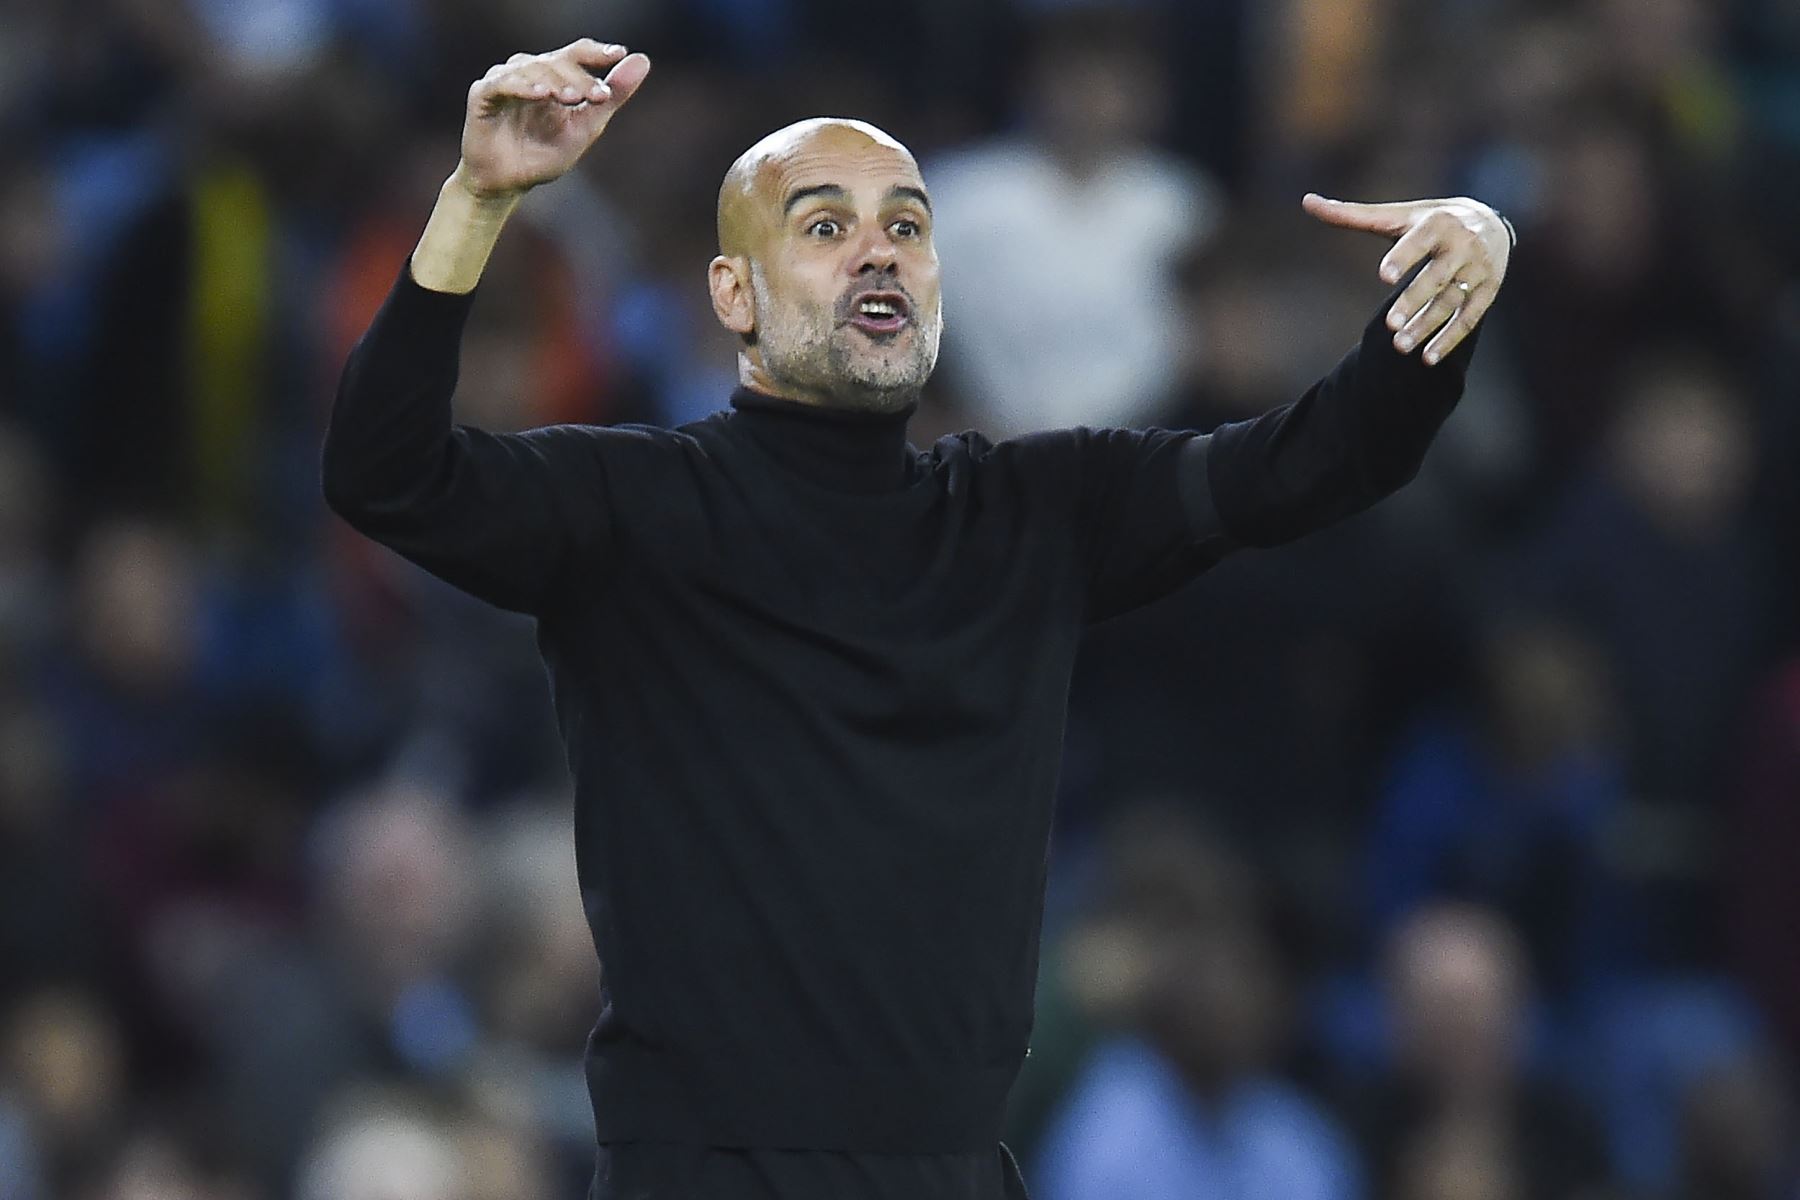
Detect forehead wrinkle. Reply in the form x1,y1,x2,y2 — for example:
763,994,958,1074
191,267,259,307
717,119,922,259
772,150,922,194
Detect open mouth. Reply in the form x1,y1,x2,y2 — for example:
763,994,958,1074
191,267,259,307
847,291,911,336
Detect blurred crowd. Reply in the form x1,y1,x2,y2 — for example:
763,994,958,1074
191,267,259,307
0,0,1797,1197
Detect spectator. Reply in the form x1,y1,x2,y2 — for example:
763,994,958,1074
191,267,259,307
926,5,1224,435
38,520,209,817
155,780,483,1187
292,1092,467,1200
1364,617,1635,1004
67,1114,265,1200
461,802,599,1175
1038,804,1360,1200
1673,1055,1799,1200
1593,0,1743,163
1516,352,1771,837
0,989,129,1198
1345,905,1612,1200
1497,106,1751,480
1036,919,1364,1200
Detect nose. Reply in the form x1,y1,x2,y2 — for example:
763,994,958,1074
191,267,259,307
850,223,899,275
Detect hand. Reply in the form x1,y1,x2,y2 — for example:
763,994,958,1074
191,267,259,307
455,39,652,201
1302,193,1511,366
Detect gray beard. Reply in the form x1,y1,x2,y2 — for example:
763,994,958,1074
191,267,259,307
750,269,938,413
814,356,923,413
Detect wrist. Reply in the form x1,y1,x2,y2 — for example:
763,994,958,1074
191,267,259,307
445,165,526,217
410,171,520,295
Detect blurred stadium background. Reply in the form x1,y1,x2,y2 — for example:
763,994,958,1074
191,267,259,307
1,0,1798,1197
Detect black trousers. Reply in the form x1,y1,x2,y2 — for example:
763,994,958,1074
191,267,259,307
589,1141,1031,1200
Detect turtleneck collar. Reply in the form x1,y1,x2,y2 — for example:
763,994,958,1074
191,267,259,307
728,387,918,494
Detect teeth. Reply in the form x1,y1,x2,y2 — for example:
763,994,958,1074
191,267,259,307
858,299,899,317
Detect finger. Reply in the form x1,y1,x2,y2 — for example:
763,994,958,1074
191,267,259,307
596,51,651,110
1387,248,1469,332
1394,282,1468,354
1302,193,1424,237
526,58,605,105
1420,280,1497,365
558,37,630,73
567,54,651,147
1379,214,1456,288
472,69,556,111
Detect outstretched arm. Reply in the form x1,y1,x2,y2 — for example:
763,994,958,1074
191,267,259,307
321,40,651,613
1031,197,1515,623
1191,194,1514,549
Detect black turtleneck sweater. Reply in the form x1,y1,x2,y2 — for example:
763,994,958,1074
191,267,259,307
321,257,1480,1157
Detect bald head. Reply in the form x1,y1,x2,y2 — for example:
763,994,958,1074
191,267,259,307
717,118,920,259
706,117,941,412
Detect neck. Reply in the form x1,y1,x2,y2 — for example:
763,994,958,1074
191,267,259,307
736,354,920,415
728,385,917,494
1043,130,1114,183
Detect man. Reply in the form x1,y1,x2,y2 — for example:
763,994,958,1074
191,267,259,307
321,38,1513,1200
925,6,1225,435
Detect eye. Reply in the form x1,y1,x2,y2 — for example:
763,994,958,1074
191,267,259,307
891,218,921,239
807,217,841,239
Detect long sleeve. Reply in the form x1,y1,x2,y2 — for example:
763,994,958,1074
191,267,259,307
1001,276,1484,624
321,257,619,614
1194,276,1483,549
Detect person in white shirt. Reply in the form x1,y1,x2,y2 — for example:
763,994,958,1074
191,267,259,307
927,7,1225,436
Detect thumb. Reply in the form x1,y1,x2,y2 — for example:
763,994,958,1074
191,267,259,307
1302,193,1418,237
600,51,651,110
570,53,650,147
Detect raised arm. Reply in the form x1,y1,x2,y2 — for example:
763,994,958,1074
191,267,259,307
1192,194,1514,548
321,40,651,613
1037,196,1512,624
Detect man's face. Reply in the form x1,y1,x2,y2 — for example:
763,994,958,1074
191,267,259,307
719,123,943,411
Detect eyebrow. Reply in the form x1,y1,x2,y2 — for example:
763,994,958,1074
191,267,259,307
890,185,933,216
781,183,934,216
784,184,848,215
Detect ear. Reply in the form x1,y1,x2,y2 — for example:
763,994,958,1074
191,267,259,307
709,256,755,337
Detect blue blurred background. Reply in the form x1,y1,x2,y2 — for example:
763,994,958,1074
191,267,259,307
0,0,1797,1197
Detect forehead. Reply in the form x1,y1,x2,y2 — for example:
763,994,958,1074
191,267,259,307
754,126,925,209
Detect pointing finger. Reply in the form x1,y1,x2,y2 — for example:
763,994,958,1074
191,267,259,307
1302,193,1423,238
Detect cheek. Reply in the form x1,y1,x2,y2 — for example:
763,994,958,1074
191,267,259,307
912,253,942,304
921,287,945,329
776,261,844,313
